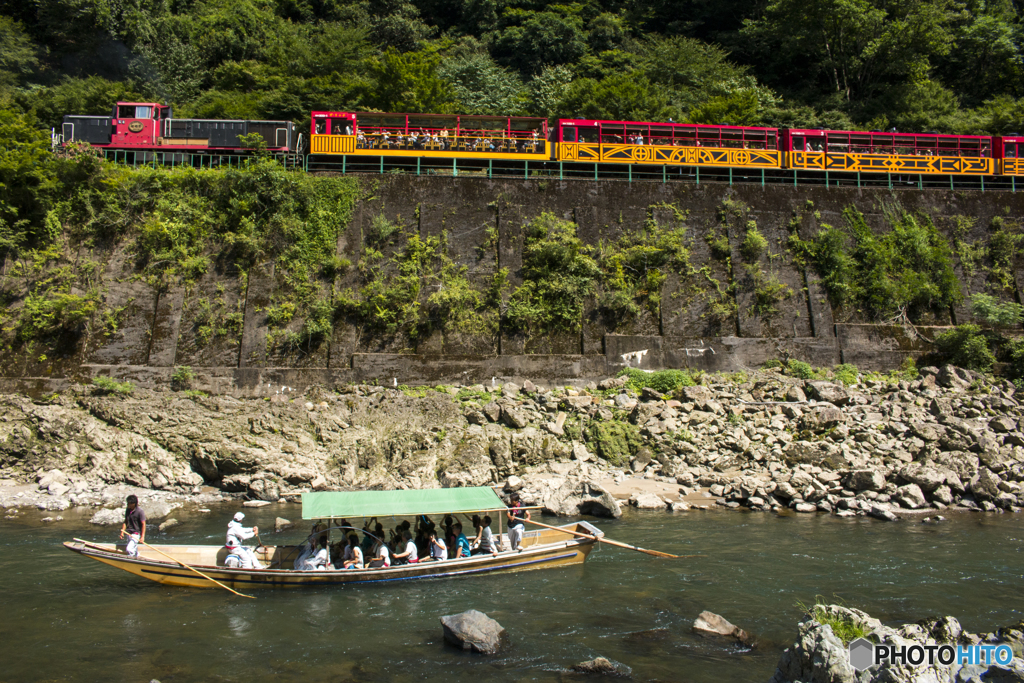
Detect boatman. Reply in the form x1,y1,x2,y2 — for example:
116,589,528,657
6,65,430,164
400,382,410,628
119,494,145,557
506,492,530,551
225,512,264,569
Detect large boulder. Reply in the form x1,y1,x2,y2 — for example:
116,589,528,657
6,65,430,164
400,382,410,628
845,470,885,492
543,474,622,518
899,464,949,493
937,365,971,390
693,611,755,646
440,610,507,654
895,483,928,509
783,441,848,469
970,468,1003,501
90,508,123,525
502,406,529,429
799,406,845,432
770,611,863,683
629,492,667,510
804,381,850,407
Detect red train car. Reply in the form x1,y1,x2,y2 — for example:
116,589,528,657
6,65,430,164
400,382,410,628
780,128,993,176
61,102,298,155
995,135,1024,176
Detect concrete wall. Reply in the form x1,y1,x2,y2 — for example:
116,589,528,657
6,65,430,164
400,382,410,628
4,175,1024,395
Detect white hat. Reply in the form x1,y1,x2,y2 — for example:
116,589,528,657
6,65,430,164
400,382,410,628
233,512,245,521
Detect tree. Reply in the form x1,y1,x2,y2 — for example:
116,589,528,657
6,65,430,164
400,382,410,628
438,52,525,115
556,72,675,122
743,0,959,108
360,48,455,113
0,16,39,85
489,11,588,74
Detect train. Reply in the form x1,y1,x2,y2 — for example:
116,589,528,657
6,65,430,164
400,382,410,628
59,102,1023,181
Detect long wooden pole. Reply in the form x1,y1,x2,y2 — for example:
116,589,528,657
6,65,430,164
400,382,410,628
517,518,687,559
139,540,256,599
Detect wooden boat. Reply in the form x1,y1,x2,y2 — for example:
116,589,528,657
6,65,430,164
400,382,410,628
64,487,602,590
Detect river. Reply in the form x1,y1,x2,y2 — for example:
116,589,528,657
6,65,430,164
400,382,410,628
1,505,1021,682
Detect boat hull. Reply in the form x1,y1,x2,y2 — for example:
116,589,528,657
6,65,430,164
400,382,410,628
64,523,599,589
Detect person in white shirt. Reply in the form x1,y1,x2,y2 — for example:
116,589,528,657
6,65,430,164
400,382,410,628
393,530,418,565
426,530,447,561
370,539,391,568
297,536,330,570
471,516,498,556
225,512,264,569
342,534,364,569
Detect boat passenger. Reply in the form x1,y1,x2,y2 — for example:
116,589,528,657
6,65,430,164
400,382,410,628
119,494,146,558
343,534,364,569
297,536,330,570
225,512,264,569
452,522,471,559
471,516,498,556
393,530,418,565
372,539,391,568
507,492,530,550
425,529,447,561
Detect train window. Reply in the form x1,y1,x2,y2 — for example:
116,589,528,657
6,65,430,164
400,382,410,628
792,136,805,151
1008,143,1017,158
807,136,825,152
315,120,326,134
561,126,577,142
331,118,352,135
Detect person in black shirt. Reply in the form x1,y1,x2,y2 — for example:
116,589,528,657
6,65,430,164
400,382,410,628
119,495,146,557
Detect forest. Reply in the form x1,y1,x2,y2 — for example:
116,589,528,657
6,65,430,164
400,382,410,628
0,0,1022,135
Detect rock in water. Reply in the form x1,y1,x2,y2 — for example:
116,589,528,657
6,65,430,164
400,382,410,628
275,517,294,532
90,508,123,525
571,657,630,676
543,474,622,518
158,518,179,532
693,611,755,646
630,492,667,509
440,610,507,654
243,500,272,508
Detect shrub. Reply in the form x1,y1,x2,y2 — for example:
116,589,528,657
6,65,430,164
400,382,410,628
762,359,783,369
797,600,870,645
740,226,768,262
321,255,352,278
833,364,859,385
617,367,695,394
934,324,995,372
970,293,1024,327
265,302,296,327
171,365,194,390
787,359,814,379
92,376,134,395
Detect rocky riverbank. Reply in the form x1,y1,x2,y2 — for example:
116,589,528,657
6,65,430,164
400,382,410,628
770,604,1024,683
2,364,1024,523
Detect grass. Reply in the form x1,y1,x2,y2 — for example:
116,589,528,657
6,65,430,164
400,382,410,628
91,376,134,396
797,598,871,645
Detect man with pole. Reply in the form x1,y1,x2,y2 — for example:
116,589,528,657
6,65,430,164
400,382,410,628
507,492,530,550
119,494,145,557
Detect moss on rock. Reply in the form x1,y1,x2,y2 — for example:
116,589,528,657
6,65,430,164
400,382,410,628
586,421,642,467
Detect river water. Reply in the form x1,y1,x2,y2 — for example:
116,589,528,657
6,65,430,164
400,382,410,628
2,505,1022,682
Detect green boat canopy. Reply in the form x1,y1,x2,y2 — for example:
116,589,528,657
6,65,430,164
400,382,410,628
302,487,507,520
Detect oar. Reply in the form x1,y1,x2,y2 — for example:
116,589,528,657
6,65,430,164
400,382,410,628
518,518,688,559
138,540,256,600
